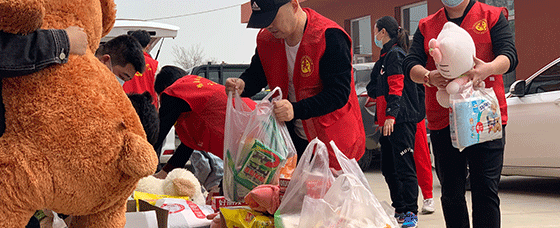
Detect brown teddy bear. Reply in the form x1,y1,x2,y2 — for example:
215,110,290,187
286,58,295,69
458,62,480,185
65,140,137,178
0,0,158,227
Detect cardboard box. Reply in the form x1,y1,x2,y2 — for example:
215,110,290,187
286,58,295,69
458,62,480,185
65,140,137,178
126,199,169,228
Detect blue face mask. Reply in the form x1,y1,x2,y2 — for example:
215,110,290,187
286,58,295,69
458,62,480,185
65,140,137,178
374,32,383,49
441,0,464,7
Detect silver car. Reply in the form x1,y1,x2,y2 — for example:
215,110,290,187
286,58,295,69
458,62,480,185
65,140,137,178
353,63,382,170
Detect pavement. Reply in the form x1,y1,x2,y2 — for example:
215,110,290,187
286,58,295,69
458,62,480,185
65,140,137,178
363,160,560,228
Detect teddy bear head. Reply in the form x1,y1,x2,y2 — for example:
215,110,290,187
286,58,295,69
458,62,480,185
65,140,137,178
0,0,116,52
429,22,476,79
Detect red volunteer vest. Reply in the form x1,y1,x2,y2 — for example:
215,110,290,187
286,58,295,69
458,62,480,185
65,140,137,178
419,2,508,130
123,52,159,108
163,75,256,159
256,8,365,169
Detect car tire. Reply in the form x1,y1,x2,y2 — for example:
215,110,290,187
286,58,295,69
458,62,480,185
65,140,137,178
358,149,374,171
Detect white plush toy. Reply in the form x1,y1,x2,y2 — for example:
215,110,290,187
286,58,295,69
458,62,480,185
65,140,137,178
429,22,478,108
136,168,206,205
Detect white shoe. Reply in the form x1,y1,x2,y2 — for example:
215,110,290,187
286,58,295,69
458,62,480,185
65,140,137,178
422,198,435,214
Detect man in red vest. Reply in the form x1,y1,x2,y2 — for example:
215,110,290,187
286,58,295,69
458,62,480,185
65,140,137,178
152,66,256,181
124,30,159,108
95,35,145,86
225,0,365,170
404,0,518,227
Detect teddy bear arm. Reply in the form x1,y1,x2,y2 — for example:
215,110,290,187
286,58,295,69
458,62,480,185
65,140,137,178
118,132,158,178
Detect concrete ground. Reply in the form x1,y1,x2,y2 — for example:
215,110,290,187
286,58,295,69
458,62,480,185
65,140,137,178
364,160,560,228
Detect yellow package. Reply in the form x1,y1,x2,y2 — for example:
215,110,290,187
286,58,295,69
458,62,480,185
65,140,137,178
133,191,190,209
220,206,274,228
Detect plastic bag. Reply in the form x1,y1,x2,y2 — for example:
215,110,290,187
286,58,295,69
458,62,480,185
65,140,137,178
274,138,334,228
330,141,398,227
449,82,502,151
223,87,297,202
274,138,397,228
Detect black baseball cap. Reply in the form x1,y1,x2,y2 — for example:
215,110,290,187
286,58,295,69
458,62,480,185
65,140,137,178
247,0,291,28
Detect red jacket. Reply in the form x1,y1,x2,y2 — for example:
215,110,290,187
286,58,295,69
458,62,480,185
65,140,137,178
419,2,508,130
256,8,365,169
123,52,159,108
163,75,256,159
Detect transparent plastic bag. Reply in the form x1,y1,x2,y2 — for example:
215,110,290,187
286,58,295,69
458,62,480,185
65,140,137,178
330,141,398,228
275,138,398,228
449,82,502,151
274,138,334,228
223,87,297,202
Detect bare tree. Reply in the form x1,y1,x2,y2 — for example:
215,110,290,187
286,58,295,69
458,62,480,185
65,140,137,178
172,44,206,69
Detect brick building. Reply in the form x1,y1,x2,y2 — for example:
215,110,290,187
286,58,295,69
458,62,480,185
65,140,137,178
242,0,560,86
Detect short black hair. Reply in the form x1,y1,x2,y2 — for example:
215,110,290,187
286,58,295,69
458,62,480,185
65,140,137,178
154,65,188,94
96,35,145,74
127,92,159,146
128,30,151,48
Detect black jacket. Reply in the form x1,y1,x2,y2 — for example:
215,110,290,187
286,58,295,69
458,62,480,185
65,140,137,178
367,40,425,124
0,29,70,77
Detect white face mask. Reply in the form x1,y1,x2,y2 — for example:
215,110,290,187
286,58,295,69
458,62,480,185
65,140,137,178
115,75,125,86
442,0,464,7
108,60,125,86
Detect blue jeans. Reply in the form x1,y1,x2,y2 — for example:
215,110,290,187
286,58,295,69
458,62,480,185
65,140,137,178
431,126,505,228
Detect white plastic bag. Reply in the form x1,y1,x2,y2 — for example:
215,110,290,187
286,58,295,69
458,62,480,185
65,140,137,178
330,141,399,228
449,83,502,151
274,138,398,228
274,138,334,228
223,87,297,202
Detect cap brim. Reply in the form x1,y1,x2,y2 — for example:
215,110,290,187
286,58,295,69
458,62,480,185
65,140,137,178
247,9,278,28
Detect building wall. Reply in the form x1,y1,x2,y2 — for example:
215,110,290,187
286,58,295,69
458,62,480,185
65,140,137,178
242,0,560,80
515,1,560,79
301,0,424,62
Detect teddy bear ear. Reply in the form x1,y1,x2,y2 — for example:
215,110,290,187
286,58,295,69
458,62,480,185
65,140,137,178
99,0,116,37
0,0,45,34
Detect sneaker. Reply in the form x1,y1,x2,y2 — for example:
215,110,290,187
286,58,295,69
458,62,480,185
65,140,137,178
422,198,435,214
395,212,405,223
401,211,418,228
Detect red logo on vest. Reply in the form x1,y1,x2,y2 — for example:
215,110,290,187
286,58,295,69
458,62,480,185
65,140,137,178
473,19,489,34
300,55,314,77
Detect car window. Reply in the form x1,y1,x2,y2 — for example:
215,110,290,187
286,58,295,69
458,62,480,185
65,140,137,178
208,70,219,84
223,69,245,82
526,62,560,95
354,67,372,86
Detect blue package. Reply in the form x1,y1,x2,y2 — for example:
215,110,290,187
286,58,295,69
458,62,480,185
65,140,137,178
449,88,502,151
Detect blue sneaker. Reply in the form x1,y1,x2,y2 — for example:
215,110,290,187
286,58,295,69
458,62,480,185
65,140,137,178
395,212,405,223
401,211,418,228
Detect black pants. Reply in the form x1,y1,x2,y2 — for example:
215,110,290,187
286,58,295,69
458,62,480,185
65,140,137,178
431,126,505,228
380,122,418,214
285,119,310,163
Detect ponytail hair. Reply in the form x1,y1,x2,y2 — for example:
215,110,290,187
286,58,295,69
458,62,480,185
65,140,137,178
376,16,410,52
